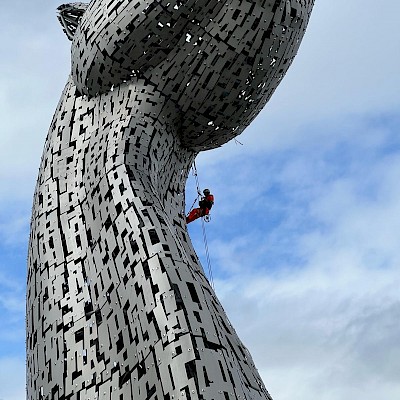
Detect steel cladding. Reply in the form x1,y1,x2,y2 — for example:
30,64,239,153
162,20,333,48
27,1,314,399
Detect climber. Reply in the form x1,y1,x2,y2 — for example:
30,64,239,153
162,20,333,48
186,189,214,224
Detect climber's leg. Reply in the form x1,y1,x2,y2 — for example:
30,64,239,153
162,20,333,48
186,208,201,224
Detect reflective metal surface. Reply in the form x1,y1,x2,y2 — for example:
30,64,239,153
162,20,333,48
27,1,314,399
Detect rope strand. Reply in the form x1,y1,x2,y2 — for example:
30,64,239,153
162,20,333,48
191,161,215,290
201,217,215,290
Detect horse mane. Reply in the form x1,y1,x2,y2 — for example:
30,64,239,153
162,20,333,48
57,2,88,40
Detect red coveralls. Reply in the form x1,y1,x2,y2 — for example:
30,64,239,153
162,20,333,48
186,194,214,224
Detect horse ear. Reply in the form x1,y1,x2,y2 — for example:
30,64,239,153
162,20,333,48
57,3,89,41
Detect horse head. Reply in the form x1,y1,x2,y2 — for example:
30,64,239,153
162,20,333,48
58,0,313,150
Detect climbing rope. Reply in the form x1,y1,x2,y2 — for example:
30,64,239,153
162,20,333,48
188,196,198,213
190,161,215,290
191,161,202,197
187,162,202,212
201,216,215,290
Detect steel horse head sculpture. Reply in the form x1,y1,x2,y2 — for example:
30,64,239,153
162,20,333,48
27,1,314,400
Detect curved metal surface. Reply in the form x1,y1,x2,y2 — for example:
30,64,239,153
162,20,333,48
27,1,314,399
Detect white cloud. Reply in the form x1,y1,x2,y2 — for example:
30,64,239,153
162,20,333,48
0,212,30,246
0,357,26,400
0,3,70,204
199,109,400,399
216,260,400,400
2,0,400,399
0,289,25,315
0,271,26,346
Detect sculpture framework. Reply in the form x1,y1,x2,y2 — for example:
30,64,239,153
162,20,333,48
27,1,314,399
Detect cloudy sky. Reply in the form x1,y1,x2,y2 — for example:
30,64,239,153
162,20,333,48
1,0,400,399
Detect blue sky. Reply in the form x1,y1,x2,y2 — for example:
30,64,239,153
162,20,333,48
1,0,400,399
